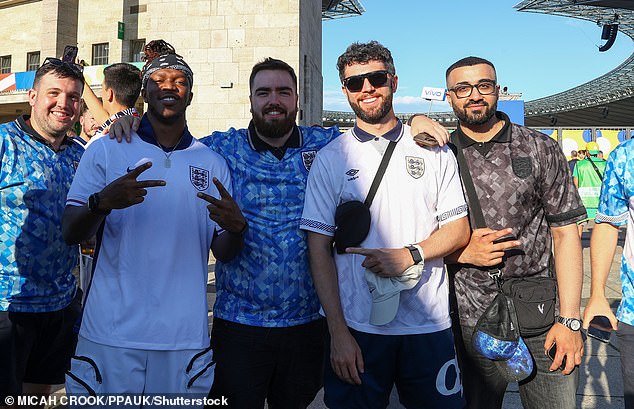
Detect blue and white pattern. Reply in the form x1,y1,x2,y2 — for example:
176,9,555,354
596,138,634,326
200,126,340,327
0,117,83,312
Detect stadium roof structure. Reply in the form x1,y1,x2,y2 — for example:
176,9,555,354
322,0,365,20
515,0,634,126
323,1,634,128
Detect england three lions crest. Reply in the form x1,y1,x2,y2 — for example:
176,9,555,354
406,156,425,179
190,166,210,191
301,150,317,171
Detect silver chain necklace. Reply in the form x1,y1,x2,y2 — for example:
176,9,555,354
155,133,184,168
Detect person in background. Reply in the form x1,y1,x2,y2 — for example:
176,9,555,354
573,141,606,237
81,62,142,140
568,149,578,175
73,100,99,148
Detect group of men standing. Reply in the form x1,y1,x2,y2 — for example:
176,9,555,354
1,38,632,409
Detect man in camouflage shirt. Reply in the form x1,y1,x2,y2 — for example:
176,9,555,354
444,56,586,409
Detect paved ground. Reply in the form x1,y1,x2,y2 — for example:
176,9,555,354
50,223,626,408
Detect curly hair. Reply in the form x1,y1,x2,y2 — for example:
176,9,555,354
336,41,395,82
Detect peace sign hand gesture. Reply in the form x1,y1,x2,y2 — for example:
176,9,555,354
99,162,166,210
197,177,247,234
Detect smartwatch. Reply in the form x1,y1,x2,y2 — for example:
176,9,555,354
406,244,424,265
88,193,111,215
557,316,582,332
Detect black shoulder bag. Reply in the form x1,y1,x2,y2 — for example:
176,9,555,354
455,146,556,337
334,141,396,254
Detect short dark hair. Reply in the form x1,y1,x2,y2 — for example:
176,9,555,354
336,41,395,82
103,63,142,109
33,62,84,90
249,58,297,93
446,56,496,81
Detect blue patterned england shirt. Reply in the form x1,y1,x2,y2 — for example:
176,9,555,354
0,116,83,312
201,123,339,327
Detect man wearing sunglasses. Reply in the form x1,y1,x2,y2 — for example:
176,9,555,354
301,41,470,409
0,58,85,404
444,56,586,409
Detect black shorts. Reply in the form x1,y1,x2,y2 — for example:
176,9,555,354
208,317,326,409
0,291,81,399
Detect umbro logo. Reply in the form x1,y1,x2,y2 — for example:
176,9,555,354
346,169,359,181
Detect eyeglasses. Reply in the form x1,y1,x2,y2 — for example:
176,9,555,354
448,81,497,99
343,70,391,92
40,57,84,76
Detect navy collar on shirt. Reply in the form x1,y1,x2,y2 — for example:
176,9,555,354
351,120,403,143
136,115,193,152
248,121,301,151
17,115,73,151
247,120,301,160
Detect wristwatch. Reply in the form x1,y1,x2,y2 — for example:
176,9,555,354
406,244,424,265
88,193,111,215
557,316,582,331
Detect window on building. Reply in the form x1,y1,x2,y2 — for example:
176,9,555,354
0,55,11,74
26,52,40,71
92,43,109,65
130,39,145,63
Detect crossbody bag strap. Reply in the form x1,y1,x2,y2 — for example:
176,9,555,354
455,145,487,229
364,140,397,207
587,158,604,180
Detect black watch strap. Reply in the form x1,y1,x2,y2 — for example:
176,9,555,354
406,245,423,265
88,193,111,215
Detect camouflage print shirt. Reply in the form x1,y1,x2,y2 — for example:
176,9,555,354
449,112,586,327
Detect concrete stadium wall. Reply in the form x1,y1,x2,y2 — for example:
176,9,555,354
0,0,322,136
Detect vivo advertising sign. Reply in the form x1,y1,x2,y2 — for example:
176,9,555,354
421,86,446,101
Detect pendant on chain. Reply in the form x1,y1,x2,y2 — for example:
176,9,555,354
164,158,171,168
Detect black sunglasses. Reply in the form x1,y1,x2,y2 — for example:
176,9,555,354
343,70,391,92
40,57,84,76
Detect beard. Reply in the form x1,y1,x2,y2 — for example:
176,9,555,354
453,99,497,126
349,92,393,125
252,105,298,139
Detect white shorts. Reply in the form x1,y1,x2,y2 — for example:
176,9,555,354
66,336,215,408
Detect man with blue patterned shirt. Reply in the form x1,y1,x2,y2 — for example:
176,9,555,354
584,140,634,409
202,58,339,409
0,58,84,403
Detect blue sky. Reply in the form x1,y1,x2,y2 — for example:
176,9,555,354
321,0,633,113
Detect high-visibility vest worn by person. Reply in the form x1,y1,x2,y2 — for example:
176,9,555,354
574,156,607,219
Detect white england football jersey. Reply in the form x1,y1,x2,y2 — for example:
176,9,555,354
300,124,467,335
66,128,231,350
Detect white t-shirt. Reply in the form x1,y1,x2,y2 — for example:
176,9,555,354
300,124,467,335
66,131,231,350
